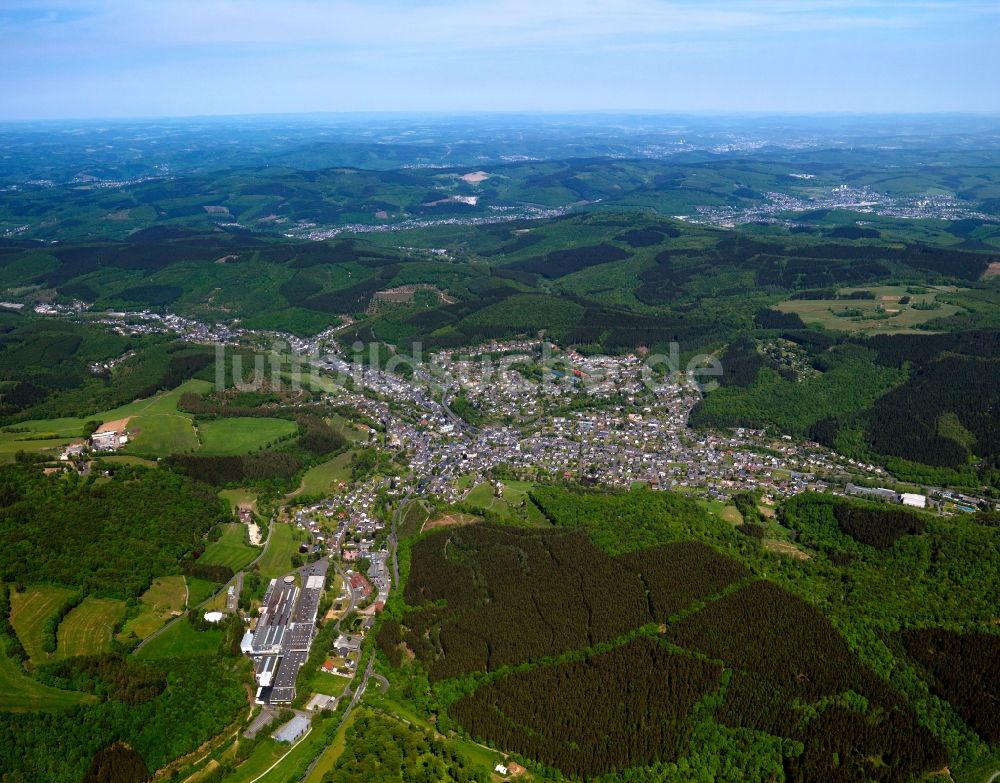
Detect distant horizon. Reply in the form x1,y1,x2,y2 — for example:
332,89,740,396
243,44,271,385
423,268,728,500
2,1,998,121
4,109,1000,126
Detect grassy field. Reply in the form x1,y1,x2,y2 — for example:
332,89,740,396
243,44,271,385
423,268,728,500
213,738,287,783
720,505,744,524
257,523,305,579
219,487,258,512
98,454,159,468
0,378,360,465
306,671,350,698
0,436,74,463
0,645,95,712
186,577,220,607
465,479,549,527
0,379,211,463
135,619,223,660
125,413,200,457
466,481,504,509
774,285,964,334
8,585,77,663
56,597,127,659
4,379,214,440
200,524,259,571
0,379,306,463
118,576,187,641
198,417,299,456
328,413,368,443
291,450,354,498
953,755,1000,783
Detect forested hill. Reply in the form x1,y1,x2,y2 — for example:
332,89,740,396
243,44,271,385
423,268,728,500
692,328,1000,488
0,464,230,598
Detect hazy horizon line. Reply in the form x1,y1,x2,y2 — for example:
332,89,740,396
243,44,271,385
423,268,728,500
5,108,1000,126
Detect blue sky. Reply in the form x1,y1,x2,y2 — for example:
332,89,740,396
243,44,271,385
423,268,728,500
0,1,997,120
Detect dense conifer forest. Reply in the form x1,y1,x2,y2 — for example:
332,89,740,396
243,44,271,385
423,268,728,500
379,487,1000,781
451,638,722,777
394,524,748,681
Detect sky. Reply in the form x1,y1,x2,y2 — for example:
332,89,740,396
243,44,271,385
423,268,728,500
0,0,998,120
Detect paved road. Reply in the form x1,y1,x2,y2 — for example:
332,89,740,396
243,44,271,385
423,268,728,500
133,511,276,655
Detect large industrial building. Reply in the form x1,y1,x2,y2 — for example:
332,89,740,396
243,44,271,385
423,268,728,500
242,559,328,704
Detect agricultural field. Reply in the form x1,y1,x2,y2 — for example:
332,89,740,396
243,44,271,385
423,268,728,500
125,412,200,457
197,417,299,456
55,597,126,659
185,577,220,607
8,585,77,663
306,670,350,698
118,576,188,641
134,619,224,660
0,378,215,462
291,450,354,498
200,524,259,572
256,523,305,579
0,436,74,463
218,487,258,512
773,285,964,334
0,647,94,712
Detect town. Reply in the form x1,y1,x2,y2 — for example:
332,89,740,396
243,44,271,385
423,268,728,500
71,308,997,515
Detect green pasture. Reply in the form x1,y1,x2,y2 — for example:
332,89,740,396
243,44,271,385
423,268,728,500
197,417,298,456
134,620,223,660
0,646,95,712
8,585,77,663
774,285,964,334
200,524,259,572
56,597,126,659
291,450,355,498
118,576,188,641
257,523,305,579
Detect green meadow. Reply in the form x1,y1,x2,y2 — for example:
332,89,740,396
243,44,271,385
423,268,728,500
200,524,259,572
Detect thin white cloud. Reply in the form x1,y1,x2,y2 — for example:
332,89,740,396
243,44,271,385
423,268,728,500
2,0,995,54
0,0,996,117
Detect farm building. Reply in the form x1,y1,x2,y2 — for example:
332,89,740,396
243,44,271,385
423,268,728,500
60,442,86,460
90,419,130,452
